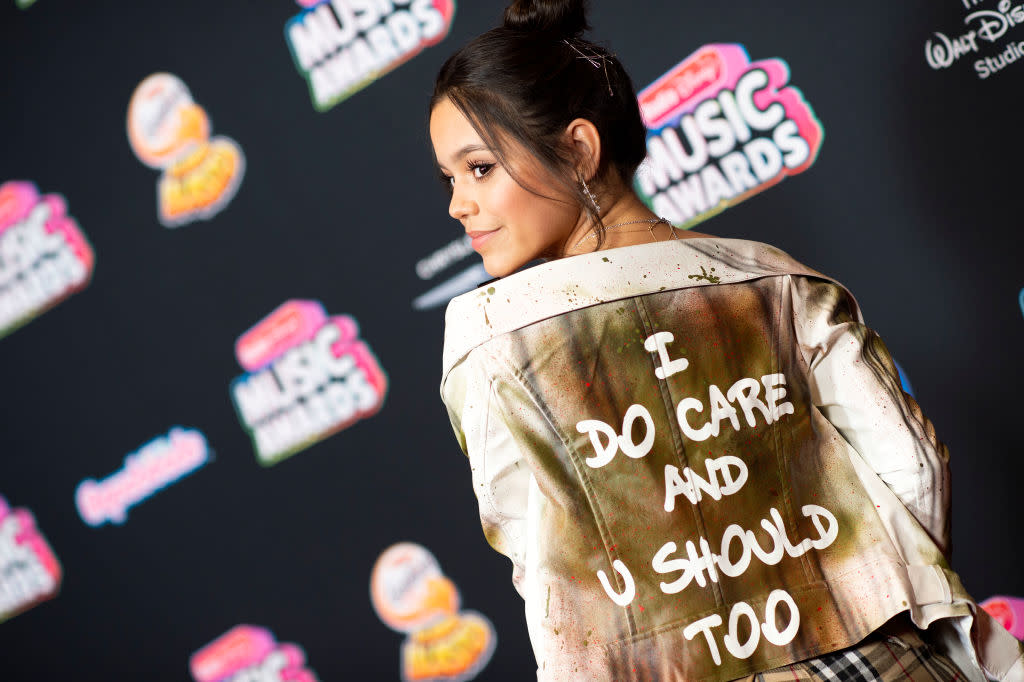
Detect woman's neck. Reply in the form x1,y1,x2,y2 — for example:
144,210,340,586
563,189,704,257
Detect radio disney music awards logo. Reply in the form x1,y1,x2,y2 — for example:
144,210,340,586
0,496,62,623
75,428,210,527
285,0,456,112
0,181,94,340
229,300,388,466
370,543,496,681
412,234,488,310
127,73,246,227
190,625,318,682
925,0,1024,79
635,44,823,230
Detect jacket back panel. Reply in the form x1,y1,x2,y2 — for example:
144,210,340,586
480,276,921,680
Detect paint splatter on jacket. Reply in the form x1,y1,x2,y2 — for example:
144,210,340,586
440,237,1024,681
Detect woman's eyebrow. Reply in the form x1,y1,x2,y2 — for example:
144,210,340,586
436,143,489,172
448,143,489,165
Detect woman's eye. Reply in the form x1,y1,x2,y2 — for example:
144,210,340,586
471,163,494,179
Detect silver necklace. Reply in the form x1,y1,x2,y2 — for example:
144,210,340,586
576,217,676,246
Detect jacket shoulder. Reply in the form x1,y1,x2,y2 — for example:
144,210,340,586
441,237,833,381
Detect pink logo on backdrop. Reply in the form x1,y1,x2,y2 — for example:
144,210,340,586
635,44,823,229
190,625,318,682
75,428,210,527
0,496,62,622
230,300,388,466
285,0,456,111
0,181,94,339
981,596,1024,641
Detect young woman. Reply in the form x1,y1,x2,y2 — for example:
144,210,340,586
432,1,1024,680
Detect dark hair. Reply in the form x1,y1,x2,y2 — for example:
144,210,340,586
430,0,647,250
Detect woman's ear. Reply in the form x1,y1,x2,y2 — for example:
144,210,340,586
566,118,602,181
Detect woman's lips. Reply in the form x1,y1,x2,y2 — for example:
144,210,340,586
468,229,499,251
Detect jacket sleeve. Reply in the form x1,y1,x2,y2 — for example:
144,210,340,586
441,349,532,594
790,275,952,557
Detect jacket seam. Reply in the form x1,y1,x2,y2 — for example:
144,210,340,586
442,266,829,381
773,277,815,585
491,347,639,637
633,293,723,608
483,373,533,570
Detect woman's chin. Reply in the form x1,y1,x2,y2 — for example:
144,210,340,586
481,254,516,279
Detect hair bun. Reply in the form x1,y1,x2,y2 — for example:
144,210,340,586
503,0,590,37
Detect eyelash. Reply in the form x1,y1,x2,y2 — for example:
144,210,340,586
467,160,495,178
439,160,496,192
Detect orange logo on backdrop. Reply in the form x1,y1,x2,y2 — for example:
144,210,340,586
126,73,245,228
370,543,496,681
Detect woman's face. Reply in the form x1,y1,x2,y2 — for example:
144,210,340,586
429,97,582,278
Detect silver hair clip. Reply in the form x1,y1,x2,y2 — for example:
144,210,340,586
562,39,614,96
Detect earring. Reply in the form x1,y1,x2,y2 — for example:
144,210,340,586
581,177,600,214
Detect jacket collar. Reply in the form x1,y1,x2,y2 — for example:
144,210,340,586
441,236,827,380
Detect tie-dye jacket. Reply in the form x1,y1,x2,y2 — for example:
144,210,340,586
440,237,1024,681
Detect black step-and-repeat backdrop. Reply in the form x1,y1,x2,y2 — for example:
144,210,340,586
2,1,1023,679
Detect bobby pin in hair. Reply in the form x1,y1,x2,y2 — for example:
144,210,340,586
562,39,615,96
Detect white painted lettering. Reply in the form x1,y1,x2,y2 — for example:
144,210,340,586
724,600,761,659
664,465,696,511
717,524,752,578
727,378,773,428
683,615,725,666
708,384,741,436
761,589,800,646
678,592,802,667
677,397,713,441
643,331,690,379
577,419,619,468
663,455,749,511
596,559,636,607
761,373,795,421
618,404,656,459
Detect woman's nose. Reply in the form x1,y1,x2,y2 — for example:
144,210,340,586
448,184,476,220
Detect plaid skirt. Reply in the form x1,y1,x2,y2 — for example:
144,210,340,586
732,617,968,681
